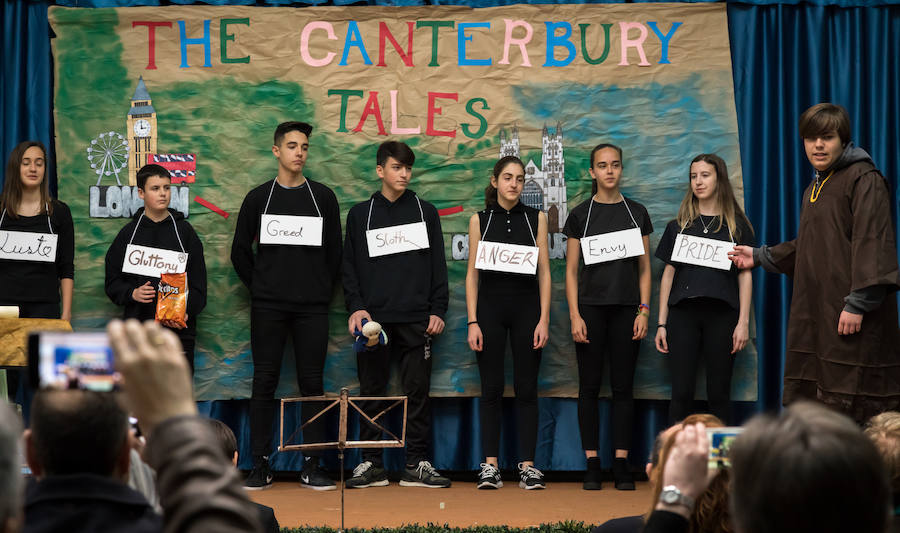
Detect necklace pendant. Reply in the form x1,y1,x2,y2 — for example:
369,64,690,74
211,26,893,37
703,228,708,234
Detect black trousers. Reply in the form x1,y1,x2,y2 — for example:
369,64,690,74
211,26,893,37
576,304,639,452
667,298,738,425
250,307,328,458
357,320,432,467
2,300,59,403
476,290,541,461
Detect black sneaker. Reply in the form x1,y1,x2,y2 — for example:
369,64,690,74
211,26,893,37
518,462,546,490
613,457,635,490
300,457,337,491
346,461,389,489
583,456,602,490
399,460,451,488
244,456,273,491
476,462,503,489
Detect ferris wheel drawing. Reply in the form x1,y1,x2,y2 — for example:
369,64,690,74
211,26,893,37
86,131,130,186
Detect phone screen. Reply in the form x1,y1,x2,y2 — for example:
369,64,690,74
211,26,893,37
707,427,743,469
28,331,116,392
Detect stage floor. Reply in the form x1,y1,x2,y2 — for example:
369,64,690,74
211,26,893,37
249,480,651,528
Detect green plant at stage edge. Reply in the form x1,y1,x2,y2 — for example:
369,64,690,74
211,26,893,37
281,522,593,533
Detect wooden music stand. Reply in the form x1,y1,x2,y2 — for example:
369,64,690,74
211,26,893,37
279,388,407,531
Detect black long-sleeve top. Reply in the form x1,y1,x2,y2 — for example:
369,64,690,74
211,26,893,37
230,178,342,313
0,200,74,304
342,189,448,322
105,208,207,335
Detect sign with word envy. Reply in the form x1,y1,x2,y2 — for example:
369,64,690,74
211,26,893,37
366,222,429,258
259,214,323,246
670,233,734,271
580,228,644,265
123,244,188,277
0,231,58,262
475,240,538,275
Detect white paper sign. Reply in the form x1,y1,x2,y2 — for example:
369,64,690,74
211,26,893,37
0,230,58,262
259,214,323,246
670,234,735,271
122,244,188,278
366,221,429,258
580,228,644,265
474,240,539,275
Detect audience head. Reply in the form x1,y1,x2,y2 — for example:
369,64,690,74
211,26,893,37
0,403,23,533
26,390,130,480
206,418,239,466
865,411,900,496
648,414,730,532
730,402,890,533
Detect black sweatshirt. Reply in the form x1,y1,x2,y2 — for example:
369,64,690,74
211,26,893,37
342,189,448,322
230,178,342,313
105,208,207,335
0,200,74,303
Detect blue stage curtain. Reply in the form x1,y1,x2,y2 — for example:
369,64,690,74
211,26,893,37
1,0,55,196
727,2,900,413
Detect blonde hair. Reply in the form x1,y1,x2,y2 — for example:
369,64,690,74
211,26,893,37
676,154,752,242
864,411,900,492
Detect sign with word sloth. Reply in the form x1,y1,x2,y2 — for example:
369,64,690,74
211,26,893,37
580,228,644,265
0,231,58,263
122,244,188,277
259,214,323,246
366,222,429,258
474,240,539,275
670,233,734,271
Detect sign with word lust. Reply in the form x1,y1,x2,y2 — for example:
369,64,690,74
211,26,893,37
670,233,734,271
259,214,323,246
475,240,538,275
366,222,429,258
122,244,188,277
0,231,58,262
580,228,644,265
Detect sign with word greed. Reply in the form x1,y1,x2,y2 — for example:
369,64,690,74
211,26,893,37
475,240,539,275
670,233,734,271
366,221,429,258
580,228,644,266
123,244,188,277
0,231,58,262
259,214,323,246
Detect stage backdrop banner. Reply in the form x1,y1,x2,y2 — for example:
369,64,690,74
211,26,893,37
49,4,756,401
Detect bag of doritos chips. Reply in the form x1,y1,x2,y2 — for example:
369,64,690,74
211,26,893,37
156,272,188,328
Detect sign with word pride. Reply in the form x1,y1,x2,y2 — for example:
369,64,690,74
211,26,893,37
670,233,733,270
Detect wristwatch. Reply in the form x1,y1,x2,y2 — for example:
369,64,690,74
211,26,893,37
659,485,695,509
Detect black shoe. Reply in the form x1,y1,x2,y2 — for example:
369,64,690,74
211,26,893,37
300,457,337,491
476,462,503,489
346,461,389,488
613,457,635,490
400,460,451,488
583,457,602,490
518,462,546,490
244,456,273,491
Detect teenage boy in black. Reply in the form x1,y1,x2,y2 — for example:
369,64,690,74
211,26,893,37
342,141,451,488
105,164,207,372
231,122,342,491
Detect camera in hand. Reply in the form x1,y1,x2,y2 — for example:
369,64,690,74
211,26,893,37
28,331,117,392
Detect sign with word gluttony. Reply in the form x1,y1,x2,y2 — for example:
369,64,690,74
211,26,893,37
670,233,734,271
259,214,323,246
122,244,188,277
474,240,539,274
580,227,644,265
50,3,756,402
366,221,429,257
0,231,58,263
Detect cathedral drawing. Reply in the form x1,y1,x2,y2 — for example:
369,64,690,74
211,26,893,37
499,123,568,233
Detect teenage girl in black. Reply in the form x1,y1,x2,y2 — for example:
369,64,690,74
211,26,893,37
563,144,652,490
0,141,74,400
654,154,753,424
466,156,551,490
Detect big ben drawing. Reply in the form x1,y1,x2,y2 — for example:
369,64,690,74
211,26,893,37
126,77,158,186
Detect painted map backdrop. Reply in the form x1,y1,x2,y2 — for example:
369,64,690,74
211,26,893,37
49,4,756,401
